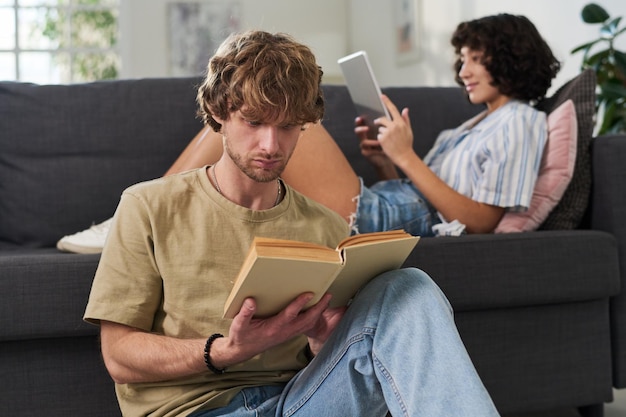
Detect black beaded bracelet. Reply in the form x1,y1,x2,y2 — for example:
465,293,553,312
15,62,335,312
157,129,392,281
203,333,226,374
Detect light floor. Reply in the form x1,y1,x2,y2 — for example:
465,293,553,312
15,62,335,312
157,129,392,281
506,389,626,417
606,389,626,417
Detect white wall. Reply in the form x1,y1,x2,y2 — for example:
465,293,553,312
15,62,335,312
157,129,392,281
349,0,626,92
120,0,626,91
119,0,349,83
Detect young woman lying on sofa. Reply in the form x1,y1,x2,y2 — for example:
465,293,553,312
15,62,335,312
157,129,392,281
57,13,561,254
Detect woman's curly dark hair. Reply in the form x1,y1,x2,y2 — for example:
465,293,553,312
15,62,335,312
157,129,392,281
451,14,561,103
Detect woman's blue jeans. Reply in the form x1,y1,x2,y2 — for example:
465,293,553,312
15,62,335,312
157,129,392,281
193,268,500,417
353,178,441,237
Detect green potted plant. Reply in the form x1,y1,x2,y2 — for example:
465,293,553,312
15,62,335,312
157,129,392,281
571,3,626,134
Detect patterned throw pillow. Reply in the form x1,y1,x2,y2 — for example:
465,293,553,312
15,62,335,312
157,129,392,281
535,69,596,230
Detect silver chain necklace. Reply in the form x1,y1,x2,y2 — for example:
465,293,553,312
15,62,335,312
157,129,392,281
211,164,282,207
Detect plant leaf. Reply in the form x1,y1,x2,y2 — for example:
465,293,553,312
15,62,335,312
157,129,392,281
571,40,600,54
586,49,611,66
606,17,622,32
598,101,616,135
615,51,626,76
582,3,610,23
600,26,614,40
599,80,626,101
600,29,613,40
600,17,623,39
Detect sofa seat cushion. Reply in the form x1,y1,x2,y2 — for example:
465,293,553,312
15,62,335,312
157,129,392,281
0,250,100,340
405,230,620,312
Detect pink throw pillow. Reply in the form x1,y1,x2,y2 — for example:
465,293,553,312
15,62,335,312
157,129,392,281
495,100,577,233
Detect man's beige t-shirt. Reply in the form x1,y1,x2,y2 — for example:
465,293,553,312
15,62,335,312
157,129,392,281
84,166,350,417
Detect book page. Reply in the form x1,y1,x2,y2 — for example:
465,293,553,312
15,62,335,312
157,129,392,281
254,237,340,262
336,230,413,250
327,235,419,308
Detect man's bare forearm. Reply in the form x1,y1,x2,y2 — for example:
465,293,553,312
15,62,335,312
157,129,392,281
100,321,208,384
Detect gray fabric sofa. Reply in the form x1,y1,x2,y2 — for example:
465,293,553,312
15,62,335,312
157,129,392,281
0,76,624,417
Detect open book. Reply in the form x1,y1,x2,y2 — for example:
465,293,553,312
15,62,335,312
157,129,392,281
223,230,420,318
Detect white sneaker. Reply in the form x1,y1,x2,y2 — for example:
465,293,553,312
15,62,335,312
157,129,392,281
56,218,112,254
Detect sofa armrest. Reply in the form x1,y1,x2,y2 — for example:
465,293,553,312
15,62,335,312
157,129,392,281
591,133,626,387
592,134,626,242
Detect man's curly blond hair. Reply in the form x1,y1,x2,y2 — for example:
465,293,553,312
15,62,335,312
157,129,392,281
197,31,325,132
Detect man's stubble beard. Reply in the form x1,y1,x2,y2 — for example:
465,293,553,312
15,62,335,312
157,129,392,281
223,137,293,183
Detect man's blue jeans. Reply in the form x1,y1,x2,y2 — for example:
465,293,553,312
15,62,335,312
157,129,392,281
193,268,500,417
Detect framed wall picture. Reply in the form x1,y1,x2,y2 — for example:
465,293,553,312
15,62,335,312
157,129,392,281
393,0,420,65
168,1,241,76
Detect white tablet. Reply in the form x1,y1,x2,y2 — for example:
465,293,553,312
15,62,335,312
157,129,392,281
337,50,391,135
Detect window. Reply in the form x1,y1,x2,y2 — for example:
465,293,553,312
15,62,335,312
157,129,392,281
0,0,119,84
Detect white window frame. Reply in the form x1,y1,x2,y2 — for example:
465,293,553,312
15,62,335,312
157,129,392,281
0,0,119,84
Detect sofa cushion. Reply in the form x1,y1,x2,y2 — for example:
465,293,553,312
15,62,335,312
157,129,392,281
496,100,577,232
406,231,620,312
0,78,203,248
536,69,596,230
0,249,100,341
